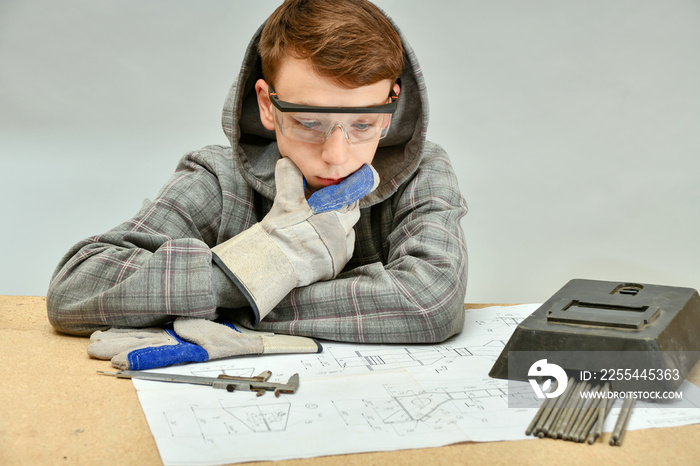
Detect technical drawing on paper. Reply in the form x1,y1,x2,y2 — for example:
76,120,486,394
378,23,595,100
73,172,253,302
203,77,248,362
158,363,296,440
163,398,292,441
302,345,474,374
469,313,522,338
150,307,533,444
299,309,528,375
332,378,513,436
133,305,700,466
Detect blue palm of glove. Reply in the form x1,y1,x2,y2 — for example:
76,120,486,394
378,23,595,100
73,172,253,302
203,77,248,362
307,164,377,213
125,325,209,370
88,320,244,371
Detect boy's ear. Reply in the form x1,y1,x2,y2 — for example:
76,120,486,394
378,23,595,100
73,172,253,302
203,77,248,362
393,82,401,97
255,79,276,131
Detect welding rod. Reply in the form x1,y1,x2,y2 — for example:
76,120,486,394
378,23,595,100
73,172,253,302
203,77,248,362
549,378,579,437
535,395,558,437
570,384,602,441
563,381,591,440
573,384,604,441
574,389,605,442
555,379,584,439
525,390,554,436
526,389,556,435
587,383,611,444
610,394,636,446
540,376,576,437
528,380,560,436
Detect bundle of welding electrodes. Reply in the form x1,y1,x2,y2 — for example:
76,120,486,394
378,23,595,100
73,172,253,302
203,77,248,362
526,378,636,446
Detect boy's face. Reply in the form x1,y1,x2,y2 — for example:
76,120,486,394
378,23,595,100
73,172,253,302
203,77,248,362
256,57,399,192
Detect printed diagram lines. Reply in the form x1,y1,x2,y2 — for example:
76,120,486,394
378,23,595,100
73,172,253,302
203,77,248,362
299,312,525,376
162,398,291,442
495,315,521,327
460,312,525,358
472,313,521,335
221,400,290,433
332,380,509,435
468,339,509,359
335,346,473,371
301,346,473,375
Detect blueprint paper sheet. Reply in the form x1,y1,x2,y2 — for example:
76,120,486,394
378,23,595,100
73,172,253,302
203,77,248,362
131,304,700,465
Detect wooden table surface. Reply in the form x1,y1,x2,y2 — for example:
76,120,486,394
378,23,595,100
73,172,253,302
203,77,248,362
3,296,699,465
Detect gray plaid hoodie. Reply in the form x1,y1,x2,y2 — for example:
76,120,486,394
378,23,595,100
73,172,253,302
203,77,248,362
47,17,468,343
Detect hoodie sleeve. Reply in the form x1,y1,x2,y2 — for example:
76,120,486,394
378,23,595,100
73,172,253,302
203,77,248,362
46,147,241,335
250,143,469,344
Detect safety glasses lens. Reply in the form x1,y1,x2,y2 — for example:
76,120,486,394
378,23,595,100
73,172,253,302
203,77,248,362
274,110,392,144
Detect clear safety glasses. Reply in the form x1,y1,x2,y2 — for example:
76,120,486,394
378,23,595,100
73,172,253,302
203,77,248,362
269,85,398,145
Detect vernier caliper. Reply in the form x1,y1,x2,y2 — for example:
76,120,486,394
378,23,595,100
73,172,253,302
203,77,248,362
98,370,299,397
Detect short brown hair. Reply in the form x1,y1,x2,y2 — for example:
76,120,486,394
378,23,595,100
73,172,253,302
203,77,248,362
258,0,404,89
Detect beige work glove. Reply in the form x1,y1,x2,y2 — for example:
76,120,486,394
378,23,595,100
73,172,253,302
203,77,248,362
87,317,322,370
212,157,379,324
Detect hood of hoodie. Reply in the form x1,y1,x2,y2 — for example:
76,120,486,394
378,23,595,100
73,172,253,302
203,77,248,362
221,14,428,208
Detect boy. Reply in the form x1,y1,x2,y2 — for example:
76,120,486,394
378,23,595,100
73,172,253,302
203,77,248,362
47,0,468,346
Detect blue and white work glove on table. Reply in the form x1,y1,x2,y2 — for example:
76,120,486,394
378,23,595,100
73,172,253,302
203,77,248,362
88,317,322,370
212,157,379,324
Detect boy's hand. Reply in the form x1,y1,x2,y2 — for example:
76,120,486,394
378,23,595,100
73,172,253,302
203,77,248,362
211,158,379,324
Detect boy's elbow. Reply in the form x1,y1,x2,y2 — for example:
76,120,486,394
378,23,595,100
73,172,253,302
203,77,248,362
414,262,468,343
421,298,465,343
46,284,105,337
47,308,106,337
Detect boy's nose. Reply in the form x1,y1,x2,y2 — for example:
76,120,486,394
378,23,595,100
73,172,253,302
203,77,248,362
321,126,349,165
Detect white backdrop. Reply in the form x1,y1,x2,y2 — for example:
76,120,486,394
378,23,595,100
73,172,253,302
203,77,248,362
1,0,699,303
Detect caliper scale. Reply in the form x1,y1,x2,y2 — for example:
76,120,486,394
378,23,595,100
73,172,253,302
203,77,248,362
99,369,299,397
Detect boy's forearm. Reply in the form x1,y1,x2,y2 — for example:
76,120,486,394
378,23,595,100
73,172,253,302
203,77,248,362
46,148,247,335
46,234,221,335
250,250,467,344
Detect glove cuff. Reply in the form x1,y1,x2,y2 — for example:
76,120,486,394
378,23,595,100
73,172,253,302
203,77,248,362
259,333,323,354
211,224,297,324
